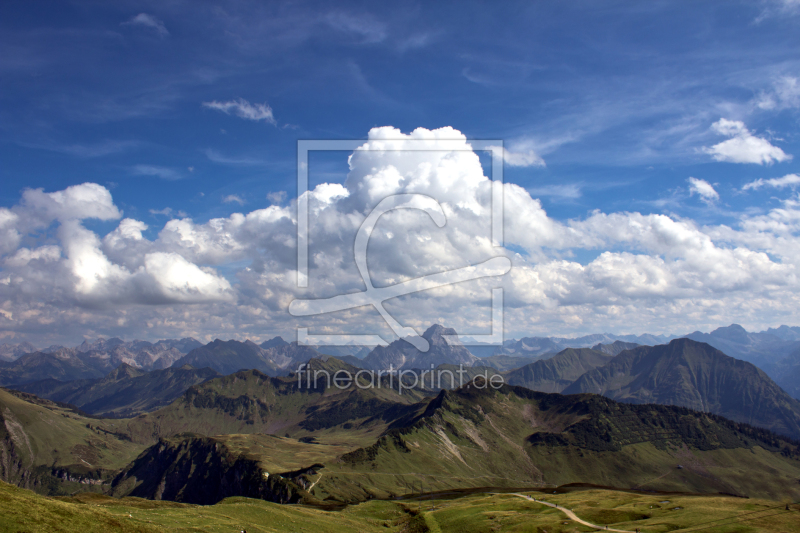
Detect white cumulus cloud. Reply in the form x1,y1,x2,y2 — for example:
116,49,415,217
687,177,719,204
702,118,791,165
3,126,800,344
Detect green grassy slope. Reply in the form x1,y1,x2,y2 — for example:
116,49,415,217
125,362,427,446
3,479,800,533
313,384,800,502
0,388,144,494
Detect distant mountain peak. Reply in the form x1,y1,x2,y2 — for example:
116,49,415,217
710,324,749,341
422,324,458,346
260,336,288,350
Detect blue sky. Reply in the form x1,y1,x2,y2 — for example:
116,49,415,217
1,1,800,345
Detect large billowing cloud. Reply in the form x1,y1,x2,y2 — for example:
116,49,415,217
1,126,800,344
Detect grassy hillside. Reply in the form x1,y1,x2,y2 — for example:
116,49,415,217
563,338,800,440
3,479,800,532
0,388,144,494
125,363,427,446
310,384,800,502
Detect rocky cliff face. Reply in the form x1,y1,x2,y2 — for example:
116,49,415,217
111,435,314,505
0,408,31,489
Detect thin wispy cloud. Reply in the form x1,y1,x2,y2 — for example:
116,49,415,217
150,207,187,217
396,32,435,52
528,183,582,200
205,149,267,166
756,76,800,111
131,165,183,180
222,194,245,205
122,13,169,37
22,140,140,158
755,0,800,22
702,119,792,165
490,143,546,168
201,98,276,125
267,191,287,204
742,173,800,191
324,12,387,43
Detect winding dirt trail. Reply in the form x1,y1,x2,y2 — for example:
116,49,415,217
504,493,636,533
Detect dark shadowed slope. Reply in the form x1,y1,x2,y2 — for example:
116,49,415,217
563,338,800,440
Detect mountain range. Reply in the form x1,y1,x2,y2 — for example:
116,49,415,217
0,337,205,388
170,339,323,376
2,322,799,382
7,370,799,505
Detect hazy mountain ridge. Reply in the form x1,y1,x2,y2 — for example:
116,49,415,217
0,337,204,387
360,325,479,370
494,332,672,357
0,342,37,362
171,339,323,376
14,364,220,417
685,324,800,372
591,340,640,356
0,351,105,387
503,348,616,393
